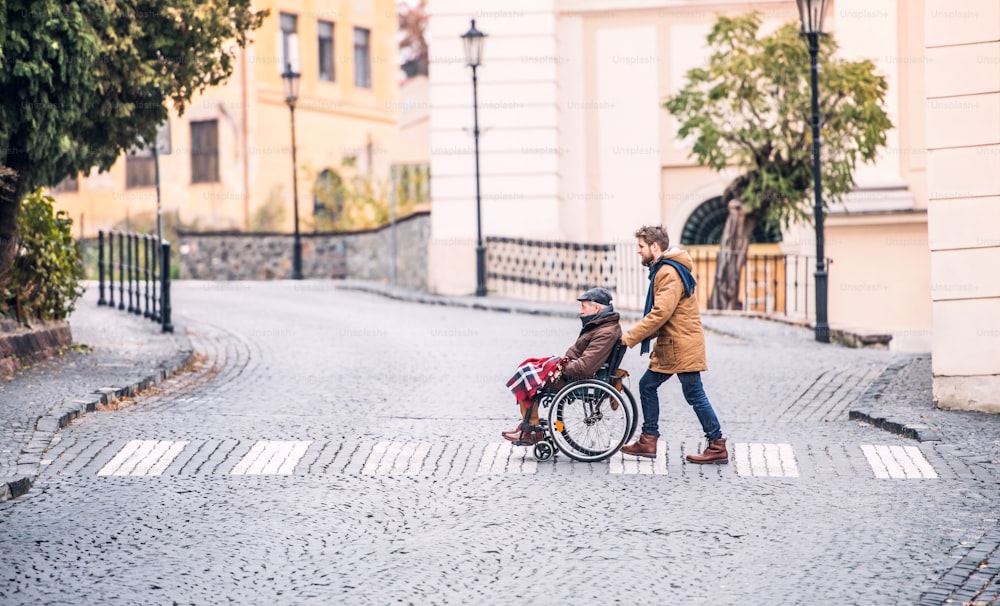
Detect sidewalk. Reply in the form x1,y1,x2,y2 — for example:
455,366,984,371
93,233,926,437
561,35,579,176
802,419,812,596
0,285,193,501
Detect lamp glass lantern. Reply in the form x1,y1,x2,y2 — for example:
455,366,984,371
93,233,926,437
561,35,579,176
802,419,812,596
796,0,830,34
282,64,301,106
461,20,486,68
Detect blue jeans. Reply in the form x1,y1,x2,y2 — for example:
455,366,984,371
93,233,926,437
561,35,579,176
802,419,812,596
638,369,723,441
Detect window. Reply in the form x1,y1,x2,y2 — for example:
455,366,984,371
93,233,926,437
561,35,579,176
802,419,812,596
318,21,334,81
190,120,219,184
53,174,79,193
354,27,371,88
126,145,155,188
280,12,299,72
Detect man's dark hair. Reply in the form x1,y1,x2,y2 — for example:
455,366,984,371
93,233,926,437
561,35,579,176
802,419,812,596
634,225,670,250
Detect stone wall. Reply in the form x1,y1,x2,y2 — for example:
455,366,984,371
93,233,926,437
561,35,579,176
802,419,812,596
176,211,430,290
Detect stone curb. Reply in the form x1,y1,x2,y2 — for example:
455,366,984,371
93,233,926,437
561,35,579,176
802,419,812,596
0,346,196,503
849,356,942,442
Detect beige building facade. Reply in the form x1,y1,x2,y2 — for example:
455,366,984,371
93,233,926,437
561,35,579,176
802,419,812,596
53,0,399,235
427,0,997,410
922,0,1000,412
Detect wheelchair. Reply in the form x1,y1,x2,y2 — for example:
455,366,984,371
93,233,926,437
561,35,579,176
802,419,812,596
526,341,638,462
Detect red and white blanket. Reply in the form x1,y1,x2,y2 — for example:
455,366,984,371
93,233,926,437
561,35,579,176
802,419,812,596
506,356,564,402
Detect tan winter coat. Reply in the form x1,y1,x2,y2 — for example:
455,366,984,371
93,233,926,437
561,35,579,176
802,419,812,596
622,248,708,374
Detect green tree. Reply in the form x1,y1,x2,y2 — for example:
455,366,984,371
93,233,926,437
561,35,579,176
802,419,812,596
664,13,891,310
0,0,266,290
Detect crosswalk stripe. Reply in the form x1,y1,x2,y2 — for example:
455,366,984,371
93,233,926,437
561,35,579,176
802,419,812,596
231,441,312,475
361,441,432,475
734,443,800,477
861,444,937,479
476,442,537,475
97,440,190,476
609,440,667,474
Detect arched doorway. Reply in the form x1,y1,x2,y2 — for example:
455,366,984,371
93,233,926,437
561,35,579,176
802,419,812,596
680,196,782,245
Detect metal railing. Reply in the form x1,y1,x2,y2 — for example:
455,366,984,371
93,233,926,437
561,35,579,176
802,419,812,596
487,237,829,322
485,236,616,304
96,230,173,333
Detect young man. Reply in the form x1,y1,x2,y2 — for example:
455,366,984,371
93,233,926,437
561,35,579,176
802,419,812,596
619,225,728,463
502,287,622,445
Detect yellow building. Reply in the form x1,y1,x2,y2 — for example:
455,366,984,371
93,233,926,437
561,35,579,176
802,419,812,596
52,0,399,235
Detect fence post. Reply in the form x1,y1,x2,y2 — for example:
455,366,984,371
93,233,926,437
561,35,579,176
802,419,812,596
151,235,160,322
133,234,142,316
97,231,107,306
143,235,151,318
160,241,173,333
118,232,125,310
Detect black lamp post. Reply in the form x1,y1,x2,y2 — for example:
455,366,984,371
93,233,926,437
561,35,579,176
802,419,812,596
282,64,303,280
797,0,830,343
461,19,487,297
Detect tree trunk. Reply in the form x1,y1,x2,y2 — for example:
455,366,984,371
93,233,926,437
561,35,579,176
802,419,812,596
708,197,758,310
0,166,24,292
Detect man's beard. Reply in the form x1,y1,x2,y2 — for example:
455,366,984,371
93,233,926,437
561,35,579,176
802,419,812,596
640,253,655,267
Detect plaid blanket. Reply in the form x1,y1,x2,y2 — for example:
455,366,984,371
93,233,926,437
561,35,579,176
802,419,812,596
506,356,563,402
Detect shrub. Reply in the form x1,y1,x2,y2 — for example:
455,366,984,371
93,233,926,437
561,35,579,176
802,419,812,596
0,189,84,325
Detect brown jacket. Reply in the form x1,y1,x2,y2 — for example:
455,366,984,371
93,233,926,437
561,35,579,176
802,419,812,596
562,312,622,379
622,249,707,374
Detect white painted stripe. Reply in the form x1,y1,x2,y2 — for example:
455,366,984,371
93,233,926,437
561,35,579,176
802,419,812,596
275,441,312,475
230,441,268,475
406,443,432,475
378,441,405,474
763,443,783,476
861,444,890,479
735,443,798,477
777,443,800,478
231,441,311,476
125,440,174,476
113,440,159,476
888,445,922,478
362,441,390,475
610,440,667,475
97,440,145,476
749,443,768,476
904,445,938,479
877,445,907,479
476,442,502,475
145,441,189,476
734,442,752,477
390,442,417,474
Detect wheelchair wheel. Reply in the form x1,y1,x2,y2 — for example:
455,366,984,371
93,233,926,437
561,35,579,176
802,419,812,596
533,441,554,461
547,380,634,462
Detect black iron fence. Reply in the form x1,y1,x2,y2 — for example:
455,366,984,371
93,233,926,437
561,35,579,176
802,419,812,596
487,237,829,322
96,230,173,333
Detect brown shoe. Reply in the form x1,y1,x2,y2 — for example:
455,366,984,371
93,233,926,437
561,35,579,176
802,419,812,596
513,430,544,446
620,433,657,458
686,438,728,464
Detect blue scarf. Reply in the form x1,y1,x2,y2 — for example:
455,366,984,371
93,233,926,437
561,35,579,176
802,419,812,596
641,257,696,355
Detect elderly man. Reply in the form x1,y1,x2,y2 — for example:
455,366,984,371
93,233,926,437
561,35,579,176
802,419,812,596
502,287,623,445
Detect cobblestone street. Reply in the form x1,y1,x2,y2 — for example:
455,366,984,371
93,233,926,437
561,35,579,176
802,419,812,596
1,281,998,605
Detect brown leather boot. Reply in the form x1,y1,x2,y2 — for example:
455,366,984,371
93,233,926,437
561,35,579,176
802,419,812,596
686,438,728,464
620,433,657,458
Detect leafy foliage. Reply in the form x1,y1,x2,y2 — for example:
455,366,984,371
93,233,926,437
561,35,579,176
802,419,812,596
1,190,84,324
311,167,419,232
664,13,892,228
0,0,267,291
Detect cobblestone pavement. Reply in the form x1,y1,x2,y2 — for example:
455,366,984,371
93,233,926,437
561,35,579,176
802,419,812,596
0,280,998,605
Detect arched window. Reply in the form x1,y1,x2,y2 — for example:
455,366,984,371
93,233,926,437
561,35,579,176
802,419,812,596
680,196,782,245
313,169,344,222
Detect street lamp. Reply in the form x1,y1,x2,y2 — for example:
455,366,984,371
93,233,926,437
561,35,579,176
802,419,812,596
282,63,303,280
797,0,830,343
461,19,487,297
